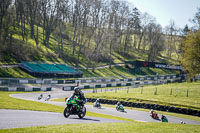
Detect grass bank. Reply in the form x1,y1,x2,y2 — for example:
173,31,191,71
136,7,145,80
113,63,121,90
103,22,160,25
0,65,180,79
85,82,200,110
1,121,200,133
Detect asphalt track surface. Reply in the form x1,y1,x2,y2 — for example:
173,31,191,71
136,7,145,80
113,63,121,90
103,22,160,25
9,87,200,127
0,109,125,129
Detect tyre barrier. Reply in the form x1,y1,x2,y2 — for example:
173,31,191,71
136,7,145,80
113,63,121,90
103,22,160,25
86,98,200,117
0,87,51,92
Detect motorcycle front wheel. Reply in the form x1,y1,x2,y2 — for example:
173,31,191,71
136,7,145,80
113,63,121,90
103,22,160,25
78,107,86,119
64,106,70,118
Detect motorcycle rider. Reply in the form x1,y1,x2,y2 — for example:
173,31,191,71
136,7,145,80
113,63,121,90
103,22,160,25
116,101,123,110
38,94,43,100
70,87,86,110
94,98,101,107
150,109,158,118
161,114,168,122
45,94,51,101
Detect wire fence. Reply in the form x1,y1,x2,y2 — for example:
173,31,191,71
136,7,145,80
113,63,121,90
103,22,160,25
91,82,200,98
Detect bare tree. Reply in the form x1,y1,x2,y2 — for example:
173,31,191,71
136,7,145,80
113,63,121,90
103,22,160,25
40,0,59,47
147,23,164,62
138,12,155,51
0,0,12,40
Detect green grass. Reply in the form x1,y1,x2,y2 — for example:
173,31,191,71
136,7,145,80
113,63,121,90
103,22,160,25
0,68,34,78
82,66,180,78
0,65,180,79
1,121,200,133
0,92,64,112
85,82,200,110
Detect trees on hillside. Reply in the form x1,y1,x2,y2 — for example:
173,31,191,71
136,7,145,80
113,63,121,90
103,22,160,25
181,30,200,80
0,0,184,70
0,0,12,41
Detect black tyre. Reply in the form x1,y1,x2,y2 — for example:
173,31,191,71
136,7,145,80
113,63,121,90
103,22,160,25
98,105,101,109
64,106,70,118
78,107,86,119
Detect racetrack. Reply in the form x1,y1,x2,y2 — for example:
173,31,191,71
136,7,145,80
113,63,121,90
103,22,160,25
10,87,200,126
0,109,125,129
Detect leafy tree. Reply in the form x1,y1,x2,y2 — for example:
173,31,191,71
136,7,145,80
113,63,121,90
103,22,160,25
181,30,200,80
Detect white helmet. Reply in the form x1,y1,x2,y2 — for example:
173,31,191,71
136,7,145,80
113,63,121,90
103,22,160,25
74,87,80,94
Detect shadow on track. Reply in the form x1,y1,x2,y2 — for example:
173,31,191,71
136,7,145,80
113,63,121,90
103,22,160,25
69,117,100,122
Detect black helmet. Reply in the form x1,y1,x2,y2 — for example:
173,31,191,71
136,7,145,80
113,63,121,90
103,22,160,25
74,87,80,94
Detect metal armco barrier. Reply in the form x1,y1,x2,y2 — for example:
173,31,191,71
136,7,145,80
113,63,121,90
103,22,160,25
0,87,51,92
0,74,185,85
63,79,177,91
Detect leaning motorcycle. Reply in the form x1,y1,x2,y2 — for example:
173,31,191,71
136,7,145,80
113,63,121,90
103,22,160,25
93,102,101,109
150,113,159,120
116,105,124,112
64,96,86,118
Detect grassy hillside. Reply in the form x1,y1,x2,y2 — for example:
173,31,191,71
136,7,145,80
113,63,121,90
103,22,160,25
0,66,180,79
0,67,34,78
0,23,180,65
0,23,181,78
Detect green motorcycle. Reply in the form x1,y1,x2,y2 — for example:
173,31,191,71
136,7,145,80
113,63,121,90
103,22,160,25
116,104,125,112
64,96,86,118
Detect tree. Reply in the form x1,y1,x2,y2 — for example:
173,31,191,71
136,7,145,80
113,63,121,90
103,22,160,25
0,0,12,40
181,30,200,80
147,23,164,62
40,0,59,47
130,7,141,49
183,24,190,36
191,8,200,30
164,20,178,58
107,0,120,68
138,12,155,51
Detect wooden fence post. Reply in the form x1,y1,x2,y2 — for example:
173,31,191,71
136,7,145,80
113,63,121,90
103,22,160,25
170,88,172,95
141,86,143,94
154,88,157,95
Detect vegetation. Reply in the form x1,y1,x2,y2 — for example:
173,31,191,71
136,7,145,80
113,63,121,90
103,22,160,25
85,82,200,110
181,30,200,80
0,67,34,78
0,0,185,71
0,65,180,79
1,122,200,133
